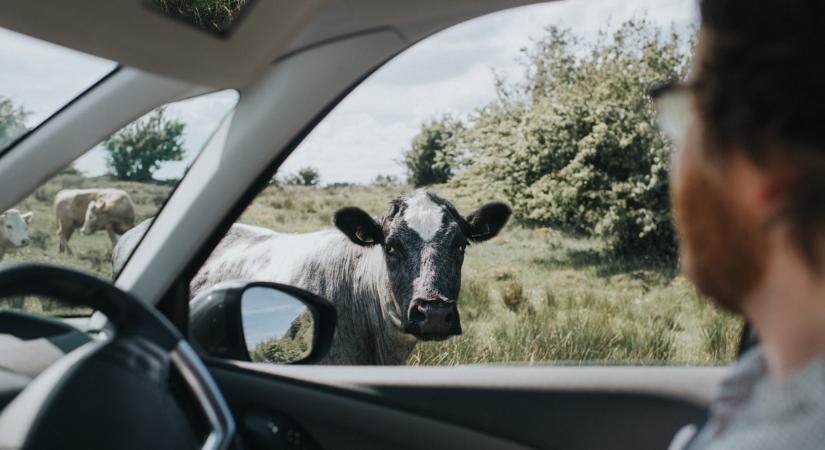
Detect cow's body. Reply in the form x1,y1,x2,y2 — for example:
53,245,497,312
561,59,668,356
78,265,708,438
113,191,511,365
0,209,33,261
55,188,135,255
193,224,414,364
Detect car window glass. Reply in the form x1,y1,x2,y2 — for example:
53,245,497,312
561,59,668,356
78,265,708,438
0,28,116,154
195,0,743,366
1,90,238,316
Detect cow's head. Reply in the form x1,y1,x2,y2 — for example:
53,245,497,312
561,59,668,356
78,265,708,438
334,191,510,340
0,209,33,247
81,199,107,235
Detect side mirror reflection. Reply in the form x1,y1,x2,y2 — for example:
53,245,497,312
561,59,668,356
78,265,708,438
242,287,315,364
189,281,336,364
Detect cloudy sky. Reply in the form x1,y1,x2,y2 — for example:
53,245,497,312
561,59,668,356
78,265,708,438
1,0,698,184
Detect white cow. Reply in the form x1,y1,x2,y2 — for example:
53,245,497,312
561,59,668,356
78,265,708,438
54,189,136,255
0,209,34,260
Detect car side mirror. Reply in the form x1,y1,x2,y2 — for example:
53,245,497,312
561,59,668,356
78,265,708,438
188,281,336,364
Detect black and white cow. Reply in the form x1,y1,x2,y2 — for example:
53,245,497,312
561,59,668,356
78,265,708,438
114,191,510,365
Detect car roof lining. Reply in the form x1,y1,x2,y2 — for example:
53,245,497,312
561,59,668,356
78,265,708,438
0,0,322,87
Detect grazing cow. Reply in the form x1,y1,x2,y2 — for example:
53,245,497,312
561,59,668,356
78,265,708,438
0,209,34,261
114,191,511,365
55,188,135,255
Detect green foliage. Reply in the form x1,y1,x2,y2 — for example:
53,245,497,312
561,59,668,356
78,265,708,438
153,0,246,34
249,310,313,364
460,21,692,262
404,115,465,187
104,108,186,182
0,96,29,149
283,166,321,187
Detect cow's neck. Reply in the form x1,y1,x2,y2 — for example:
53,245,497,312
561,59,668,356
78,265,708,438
356,245,418,365
375,286,418,365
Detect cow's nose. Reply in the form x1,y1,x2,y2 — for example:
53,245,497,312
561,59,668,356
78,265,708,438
408,298,461,336
20,238,30,246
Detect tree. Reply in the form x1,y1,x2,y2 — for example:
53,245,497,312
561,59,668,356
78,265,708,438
0,97,29,149
285,166,320,186
461,20,693,262
403,115,465,187
372,174,399,187
104,108,185,182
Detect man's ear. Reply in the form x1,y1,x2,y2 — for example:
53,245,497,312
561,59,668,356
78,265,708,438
22,212,33,224
334,207,384,246
465,202,511,242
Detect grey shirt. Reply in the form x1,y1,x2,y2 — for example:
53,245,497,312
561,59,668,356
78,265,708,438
680,346,825,450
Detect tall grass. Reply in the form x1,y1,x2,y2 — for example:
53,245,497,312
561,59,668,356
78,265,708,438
409,274,740,366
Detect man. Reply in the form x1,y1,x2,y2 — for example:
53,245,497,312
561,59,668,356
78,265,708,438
655,0,825,449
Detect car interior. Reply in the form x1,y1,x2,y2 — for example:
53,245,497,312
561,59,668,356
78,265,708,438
0,1,739,449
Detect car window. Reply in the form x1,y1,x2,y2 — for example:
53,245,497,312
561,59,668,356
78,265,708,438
194,0,743,366
0,28,116,154
0,37,238,316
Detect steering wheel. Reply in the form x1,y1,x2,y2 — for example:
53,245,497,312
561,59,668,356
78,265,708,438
0,264,235,450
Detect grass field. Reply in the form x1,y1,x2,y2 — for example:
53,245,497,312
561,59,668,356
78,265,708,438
4,173,742,365
241,182,743,365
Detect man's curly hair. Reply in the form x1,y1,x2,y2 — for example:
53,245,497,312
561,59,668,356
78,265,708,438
698,0,825,265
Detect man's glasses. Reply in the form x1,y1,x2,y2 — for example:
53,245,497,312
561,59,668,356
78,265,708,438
649,81,694,146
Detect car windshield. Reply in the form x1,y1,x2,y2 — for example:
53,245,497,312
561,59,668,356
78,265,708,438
0,28,117,154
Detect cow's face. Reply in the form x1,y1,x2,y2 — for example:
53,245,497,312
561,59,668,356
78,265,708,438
334,191,511,340
81,199,106,235
0,209,33,247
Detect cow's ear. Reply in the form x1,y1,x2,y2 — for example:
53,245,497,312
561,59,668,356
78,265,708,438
22,212,33,224
334,207,384,246
96,199,108,210
465,202,511,242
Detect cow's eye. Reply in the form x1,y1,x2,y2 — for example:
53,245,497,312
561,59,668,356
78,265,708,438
385,243,399,256
5,225,10,230
458,244,466,253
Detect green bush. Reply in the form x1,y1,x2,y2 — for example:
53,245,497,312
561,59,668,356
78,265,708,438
460,21,692,262
249,310,314,364
404,115,464,187
104,108,185,182
283,166,321,187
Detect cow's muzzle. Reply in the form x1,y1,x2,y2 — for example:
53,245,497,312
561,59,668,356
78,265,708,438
406,298,461,339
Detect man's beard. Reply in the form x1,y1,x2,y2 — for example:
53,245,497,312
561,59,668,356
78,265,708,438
672,163,767,313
